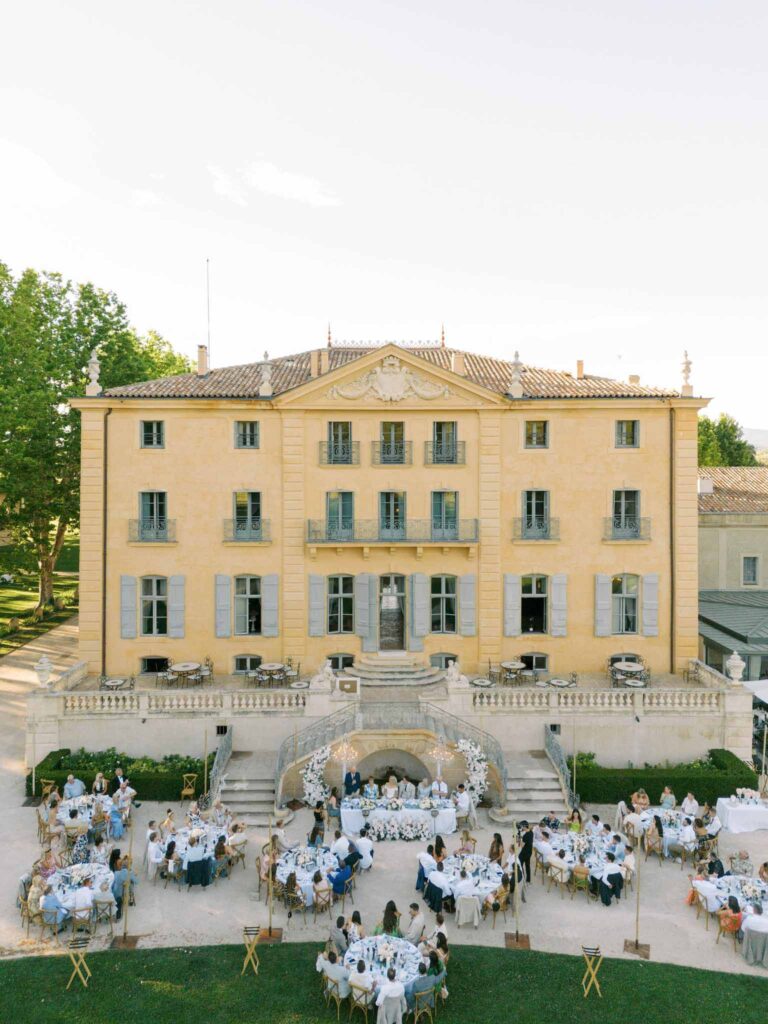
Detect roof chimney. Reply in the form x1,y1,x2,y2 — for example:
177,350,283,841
628,373,640,385
258,351,273,398
197,344,209,377
451,351,466,375
509,351,524,399
576,359,584,380
698,476,714,495
310,350,320,378
320,349,330,375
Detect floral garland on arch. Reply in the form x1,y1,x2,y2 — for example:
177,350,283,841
457,738,488,801
301,745,331,806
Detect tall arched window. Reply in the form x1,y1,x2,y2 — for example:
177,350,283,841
327,575,354,633
611,574,639,634
521,574,548,633
430,575,457,633
234,575,262,635
140,576,167,636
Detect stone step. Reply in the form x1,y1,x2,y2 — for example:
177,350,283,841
223,796,275,811
222,778,274,788
507,779,563,792
354,664,443,678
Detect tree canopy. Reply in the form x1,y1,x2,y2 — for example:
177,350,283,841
697,414,758,467
0,262,191,605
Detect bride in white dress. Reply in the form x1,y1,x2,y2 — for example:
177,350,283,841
381,775,399,800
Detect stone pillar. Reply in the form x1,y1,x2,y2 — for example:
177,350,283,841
280,412,307,665
477,411,502,672
79,408,107,675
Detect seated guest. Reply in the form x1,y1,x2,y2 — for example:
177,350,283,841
403,903,425,945
608,834,626,862
40,884,69,932
706,811,722,837
344,766,362,797
620,845,636,881
434,932,450,968
717,896,743,935
110,766,127,794
434,835,447,862
399,776,416,800
328,861,352,898
417,777,432,799
426,863,453,913
37,848,62,880
541,811,561,832
759,862,768,884
742,903,768,935
631,788,650,812
488,833,504,865
691,874,722,913
326,788,341,823
455,829,475,855
547,848,571,881
160,808,175,837
186,801,203,828
482,873,510,916
681,792,699,817
375,967,406,1014
363,776,379,799
622,807,643,840
308,825,325,848
344,839,363,872
272,819,294,853
659,786,677,810
329,914,348,954
116,781,137,816
706,852,725,879
598,824,614,846
453,868,477,898
331,830,350,862
533,830,554,863
730,850,753,876
693,818,709,842
46,800,65,843
374,900,402,937
108,848,122,873
183,835,206,871
645,815,663,848
356,829,374,871
347,910,365,943
417,845,437,890
94,879,117,918
228,822,248,852
453,783,471,822
26,872,46,917
405,961,442,1011
315,949,350,998
312,869,331,904
585,814,602,836
565,809,582,833
146,832,166,880
419,914,448,954
71,877,95,921
431,777,448,799
593,852,623,906
351,959,377,1005
213,837,230,878
92,772,109,796
685,861,709,905
572,855,590,885
382,775,399,800
165,840,182,879
63,774,86,800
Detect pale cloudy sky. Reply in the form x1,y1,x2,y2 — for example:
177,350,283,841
2,1,767,425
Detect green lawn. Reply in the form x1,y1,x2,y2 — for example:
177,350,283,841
0,942,764,1024
0,536,79,655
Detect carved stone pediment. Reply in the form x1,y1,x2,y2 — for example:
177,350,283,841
328,355,450,402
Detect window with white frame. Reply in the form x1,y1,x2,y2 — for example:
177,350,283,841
430,652,458,670
525,420,549,448
611,574,639,634
140,576,168,636
328,575,354,633
328,653,354,672
431,575,457,633
235,421,260,448
141,420,164,448
234,575,262,635
615,420,639,448
234,655,263,673
521,574,548,633
742,556,759,586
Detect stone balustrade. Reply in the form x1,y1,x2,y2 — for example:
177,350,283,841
60,688,307,717
472,687,723,713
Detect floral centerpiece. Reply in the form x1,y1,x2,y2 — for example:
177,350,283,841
360,797,376,814
378,939,396,962
462,856,478,874
571,833,590,856
742,881,761,901
387,798,404,811
301,745,331,806
457,738,488,800
419,796,434,810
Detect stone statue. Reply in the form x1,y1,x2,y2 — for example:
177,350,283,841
86,349,101,396
445,659,468,688
310,659,337,690
258,351,273,398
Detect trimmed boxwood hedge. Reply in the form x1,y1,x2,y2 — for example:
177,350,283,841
572,749,757,806
26,747,216,801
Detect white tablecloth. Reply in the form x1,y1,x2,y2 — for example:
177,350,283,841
716,798,768,834
276,847,338,907
49,863,114,909
442,854,502,899
341,803,457,836
343,936,422,986
57,793,114,826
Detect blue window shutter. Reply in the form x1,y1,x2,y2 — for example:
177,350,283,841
309,574,325,636
365,575,378,652
120,575,137,639
262,574,279,637
642,573,659,637
168,575,185,639
215,574,231,638
503,574,521,637
550,573,567,637
595,574,612,636
409,573,429,651
354,573,373,651
459,574,476,636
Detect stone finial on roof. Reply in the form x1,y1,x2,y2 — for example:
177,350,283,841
509,350,524,398
327,323,332,348
441,323,445,348
681,350,693,397
86,348,101,396
258,350,273,398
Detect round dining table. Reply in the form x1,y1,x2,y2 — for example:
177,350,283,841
343,936,422,987
613,661,644,674
103,677,127,690
501,661,526,671
170,662,201,673
261,663,285,672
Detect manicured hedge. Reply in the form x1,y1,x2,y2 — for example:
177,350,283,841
572,748,757,806
26,747,216,801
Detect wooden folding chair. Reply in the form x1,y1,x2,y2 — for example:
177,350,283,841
180,773,197,803
324,977,346,1021
716,917,740,952
341,876,355,911
313,886,333,922
643,833,664,865
39,779,56,802
490,889,509,930
349,981,372,1022
581,945,603,999
412,987,435,1024
66,937,92,990
230,840,248,870
547,864,570,899
241,926,260,976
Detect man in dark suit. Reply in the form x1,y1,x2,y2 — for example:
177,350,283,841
110,766,126,794
518,822,534,883
344,767,362,797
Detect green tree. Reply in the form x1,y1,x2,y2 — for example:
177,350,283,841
0,263,191,608
698,414,758,467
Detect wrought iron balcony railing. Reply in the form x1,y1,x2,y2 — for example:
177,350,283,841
371,441,413,465
129,519,176,542
513,516,560,541
224,519,271,542
424,441,466,465
319,441,360,465
603,516,651,541
307,518,479,543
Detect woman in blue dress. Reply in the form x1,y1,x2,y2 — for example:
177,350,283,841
109,804,125,840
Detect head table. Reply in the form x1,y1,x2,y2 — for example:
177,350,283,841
276,846,338,907
341,797,456,837
715,797,768,834
344,935,422,986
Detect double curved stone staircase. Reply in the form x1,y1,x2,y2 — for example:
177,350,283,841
352,653,446,688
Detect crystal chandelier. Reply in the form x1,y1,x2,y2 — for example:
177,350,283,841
426,734,454,776
332,735,359,765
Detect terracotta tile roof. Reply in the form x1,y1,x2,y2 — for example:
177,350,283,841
698,467,768,514
101,344,681,401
